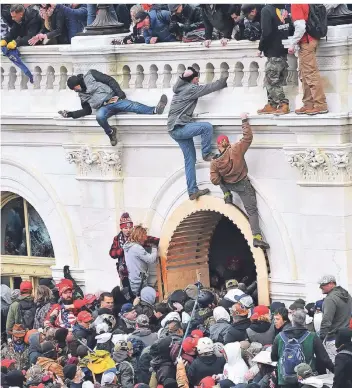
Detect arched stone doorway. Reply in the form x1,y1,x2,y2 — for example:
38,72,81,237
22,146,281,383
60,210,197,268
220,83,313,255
158,196,270,305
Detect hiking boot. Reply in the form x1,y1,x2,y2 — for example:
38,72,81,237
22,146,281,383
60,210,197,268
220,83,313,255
108,127,117,146
224,192,233,204
305,107,329,116
155,94,168,114
189,188,210,201
253,234,270,250
274,103,290,116
295,106,311,115
203,152,216,162
257,104,277,115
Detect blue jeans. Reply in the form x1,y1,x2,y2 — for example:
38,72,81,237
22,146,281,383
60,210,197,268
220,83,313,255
87,4,117,25
96,99,155,135
170,122,213,195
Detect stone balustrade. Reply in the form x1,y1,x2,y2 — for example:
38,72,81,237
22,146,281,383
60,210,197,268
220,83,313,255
1,24,351,116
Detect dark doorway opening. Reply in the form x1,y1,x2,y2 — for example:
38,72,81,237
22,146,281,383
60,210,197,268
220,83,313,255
208,216,257,296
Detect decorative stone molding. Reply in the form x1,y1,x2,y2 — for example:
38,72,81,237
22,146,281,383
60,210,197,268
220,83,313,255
285,146,352,186
65,145,122,181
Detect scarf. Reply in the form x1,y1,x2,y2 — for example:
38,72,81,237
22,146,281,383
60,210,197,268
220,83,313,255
39,5,56,31
13,342,26,353
121,316,136,329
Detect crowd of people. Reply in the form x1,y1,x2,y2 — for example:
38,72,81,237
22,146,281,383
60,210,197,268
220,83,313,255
1,261,352,388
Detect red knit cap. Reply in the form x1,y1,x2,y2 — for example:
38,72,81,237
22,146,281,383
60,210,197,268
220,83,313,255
182,337,198,353
20,281,32,293
191,329,204,339
251,305,270,321
120,212,133,229
217,134,229,145
199,376,216,388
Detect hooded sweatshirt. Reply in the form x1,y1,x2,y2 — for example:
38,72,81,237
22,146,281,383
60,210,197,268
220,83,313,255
221,342,249,384
130,328,158,347
6,294,35,333
123,242,158,295
167,77,227,131
187,353,226,386
210,307,231,343
210,119,253,185
320,286,352,340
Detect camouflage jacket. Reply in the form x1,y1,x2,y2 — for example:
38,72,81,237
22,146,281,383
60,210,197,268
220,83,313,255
2,343,30,370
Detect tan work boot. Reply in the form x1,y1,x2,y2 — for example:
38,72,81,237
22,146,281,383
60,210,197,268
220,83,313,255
295,106,312,115
305,107,329,116
257,104,277,115
274,103,290,116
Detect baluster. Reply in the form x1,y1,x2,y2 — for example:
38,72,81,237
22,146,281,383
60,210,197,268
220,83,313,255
170,71,178,87
142,71,150,89
227,67,235,88
52,67,60,90
14,70,21,89
257,61,266,88
129,70,138,89
213,66,221,82
156,69,164,89
199,64,207,84
2,69,10,90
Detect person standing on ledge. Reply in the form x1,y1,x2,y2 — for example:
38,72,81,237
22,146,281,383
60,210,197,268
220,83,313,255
210,113,270,250
59,69,168,146
168,66,227,200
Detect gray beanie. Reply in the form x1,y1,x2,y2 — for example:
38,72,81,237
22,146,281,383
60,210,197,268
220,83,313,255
168,4,181,13
291,308,306,327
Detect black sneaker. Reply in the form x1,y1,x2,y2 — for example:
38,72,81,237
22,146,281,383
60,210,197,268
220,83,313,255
253,238,270,250
203,153,216,162
189,188,210,200
224,193,233,204
155,94,168,114
109,127,117,146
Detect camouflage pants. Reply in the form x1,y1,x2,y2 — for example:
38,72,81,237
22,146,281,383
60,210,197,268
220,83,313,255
264,56,289,106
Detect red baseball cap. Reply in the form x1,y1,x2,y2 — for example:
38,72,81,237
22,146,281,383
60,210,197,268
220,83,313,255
1,359,16,368
20,281,32,293
77,311,93,323
251,305,270,321
182,337,198,353
84,294,97,305
191,329,204,339
216,135,229,145
199,376,216,388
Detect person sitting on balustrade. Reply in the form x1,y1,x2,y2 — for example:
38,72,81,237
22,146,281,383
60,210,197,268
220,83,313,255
59,69,168,146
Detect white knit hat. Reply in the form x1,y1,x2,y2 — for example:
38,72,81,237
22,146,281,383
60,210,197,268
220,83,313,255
197,337,214,355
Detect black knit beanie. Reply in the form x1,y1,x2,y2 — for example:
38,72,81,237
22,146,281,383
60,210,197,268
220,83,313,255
180,67,199,82
55,328,69,343
67,76,80,90
6,370,25,388
41,341,57,359
63,364,77,380
76,345,88,358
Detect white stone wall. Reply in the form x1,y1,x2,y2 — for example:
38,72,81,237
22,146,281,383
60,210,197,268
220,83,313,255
1,27,352,303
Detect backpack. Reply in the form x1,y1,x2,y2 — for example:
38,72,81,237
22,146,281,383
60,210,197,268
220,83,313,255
116,360,134,388
279,331,311,384
306,4,328,39
18,299,36,330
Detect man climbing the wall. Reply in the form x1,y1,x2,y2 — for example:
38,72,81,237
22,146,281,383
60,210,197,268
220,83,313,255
210,113,270,250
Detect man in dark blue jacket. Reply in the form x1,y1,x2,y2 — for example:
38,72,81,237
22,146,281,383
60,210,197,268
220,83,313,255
56,4,87,42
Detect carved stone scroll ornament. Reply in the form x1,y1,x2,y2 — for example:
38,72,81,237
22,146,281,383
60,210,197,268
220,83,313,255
66,145,122,178
287,148,352,184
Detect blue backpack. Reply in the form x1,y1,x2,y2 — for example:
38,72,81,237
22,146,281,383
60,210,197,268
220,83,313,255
279,331,311,384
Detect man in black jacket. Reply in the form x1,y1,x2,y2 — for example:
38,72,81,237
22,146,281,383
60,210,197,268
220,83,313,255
201,5,234,48
257,4,292,116
59,69,168,146
1,4,41,48
333,328,352,388
168,4,204,40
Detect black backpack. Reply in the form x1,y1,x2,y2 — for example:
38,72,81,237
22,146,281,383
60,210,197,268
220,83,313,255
306,4,328,39
18,299,36,330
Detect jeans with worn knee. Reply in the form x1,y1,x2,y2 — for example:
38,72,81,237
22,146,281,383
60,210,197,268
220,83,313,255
169,121,213,195
87,4,117,25
96,99,155,135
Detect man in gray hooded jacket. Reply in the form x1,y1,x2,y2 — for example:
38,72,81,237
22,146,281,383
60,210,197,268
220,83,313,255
167,66,227,200
318,274,352,362
59,69,168,146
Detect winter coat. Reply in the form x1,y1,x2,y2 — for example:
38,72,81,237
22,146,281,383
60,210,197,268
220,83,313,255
34,302,52,329
56,4,87,42
150,337,176,385
224,317,251,344
130,328,158,347
143,9,176,44
176,359,189,388
320,286,352,340
4,7,41,46
169,4,203,37
6,294,35,334
116,316,136,334
209,320,231,344
1,285,11,338
112,350,134,388
40,6,69,44
187,354,226,386
333,343,352,388
137,346,153,384
36,357,64,379
68,70,126,119
271,326,334,385
246,321,276,346
28,331,43,365
123,242,158,295
222,342,248,384
1,342,30,370
258,4,293,58
210,119,253,185
201,5,234,40
167,77,227,131
72,323,96,350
